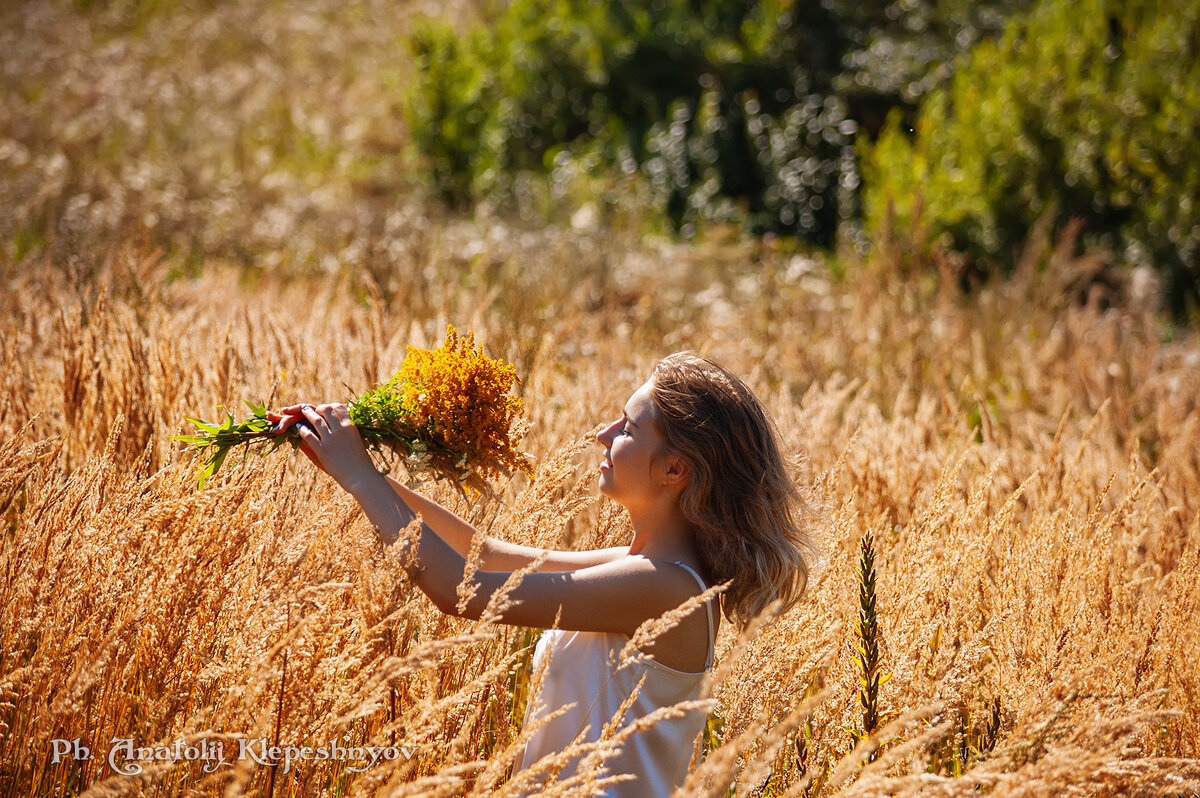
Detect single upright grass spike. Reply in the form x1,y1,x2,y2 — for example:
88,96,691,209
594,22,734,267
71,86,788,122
851,530,888,752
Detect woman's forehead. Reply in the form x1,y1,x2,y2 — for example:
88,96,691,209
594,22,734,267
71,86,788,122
624,381,657,423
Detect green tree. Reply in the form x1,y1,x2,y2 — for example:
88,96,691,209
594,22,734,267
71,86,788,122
407,0,1024,243
863,0,1200,315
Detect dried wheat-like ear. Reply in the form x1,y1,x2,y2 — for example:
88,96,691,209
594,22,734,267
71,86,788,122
473,548,551,626
484,624,578,797
0,411,59,493
342,652,528,795
456,516,490,615
402,640,523,738
675,685,829,798
942,694,1200,798
525,674,649,797
704,596,837,698
505,433,600,548
825,704,945,790
333,628,494,728
618,581,727,667
530,699,718,798
469,695,569,796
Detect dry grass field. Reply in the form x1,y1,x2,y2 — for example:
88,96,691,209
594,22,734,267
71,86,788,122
2,2,1200,796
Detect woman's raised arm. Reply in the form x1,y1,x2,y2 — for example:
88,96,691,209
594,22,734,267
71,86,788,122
273,402,628,573
351,466,693,635
385,477,629,573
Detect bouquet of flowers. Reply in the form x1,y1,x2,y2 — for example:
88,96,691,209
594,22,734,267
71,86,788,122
174,326,532,492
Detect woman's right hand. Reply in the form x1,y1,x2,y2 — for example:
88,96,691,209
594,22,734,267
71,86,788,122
272,403,381,494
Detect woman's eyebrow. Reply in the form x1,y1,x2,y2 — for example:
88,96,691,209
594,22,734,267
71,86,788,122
622,409,638,428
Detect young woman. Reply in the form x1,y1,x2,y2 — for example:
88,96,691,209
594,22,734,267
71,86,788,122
269,352,813,796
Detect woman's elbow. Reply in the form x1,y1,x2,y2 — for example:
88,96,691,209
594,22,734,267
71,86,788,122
422,581,480,620
419,580,457,617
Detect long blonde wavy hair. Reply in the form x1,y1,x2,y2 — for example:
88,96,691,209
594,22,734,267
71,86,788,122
649,353,813,627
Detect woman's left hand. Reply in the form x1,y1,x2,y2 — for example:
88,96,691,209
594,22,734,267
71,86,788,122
272,403,379,493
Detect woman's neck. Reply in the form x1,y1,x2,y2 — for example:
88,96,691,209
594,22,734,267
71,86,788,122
625,503,697,562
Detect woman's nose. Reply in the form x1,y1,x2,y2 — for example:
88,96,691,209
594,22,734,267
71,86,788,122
597,419,620,445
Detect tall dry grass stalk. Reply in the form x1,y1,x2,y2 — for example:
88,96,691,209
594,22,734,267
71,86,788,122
2,1,1200,795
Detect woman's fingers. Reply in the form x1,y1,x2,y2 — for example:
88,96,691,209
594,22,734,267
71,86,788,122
268,406,307,433
294,403,375,490
270,402,346,434
302,403,350,437
262,404,337,480
299,404,326,434
269,404,365,485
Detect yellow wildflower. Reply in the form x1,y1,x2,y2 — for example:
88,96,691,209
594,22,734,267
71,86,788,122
177,325,532,492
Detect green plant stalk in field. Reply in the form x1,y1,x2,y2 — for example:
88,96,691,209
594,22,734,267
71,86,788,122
172,400,297,489
852,531,888,750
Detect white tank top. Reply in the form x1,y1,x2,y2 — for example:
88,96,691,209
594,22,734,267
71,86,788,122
512,562,716,797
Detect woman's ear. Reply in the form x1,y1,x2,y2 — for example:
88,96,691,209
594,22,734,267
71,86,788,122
660,453,690,488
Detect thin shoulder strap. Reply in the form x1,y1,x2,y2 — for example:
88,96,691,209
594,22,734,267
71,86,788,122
673,561,716,670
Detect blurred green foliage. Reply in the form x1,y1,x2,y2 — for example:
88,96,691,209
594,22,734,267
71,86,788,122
406,0,1024,243
864,0,1200,315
